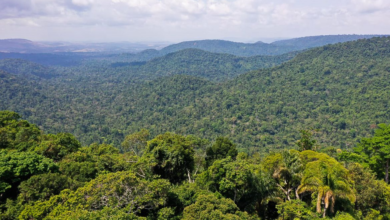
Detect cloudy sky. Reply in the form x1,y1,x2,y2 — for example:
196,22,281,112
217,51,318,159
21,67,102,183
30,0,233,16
0,0,389,43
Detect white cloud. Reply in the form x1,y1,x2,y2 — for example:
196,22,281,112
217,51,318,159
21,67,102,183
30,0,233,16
352,0,390,12
0,0,389,41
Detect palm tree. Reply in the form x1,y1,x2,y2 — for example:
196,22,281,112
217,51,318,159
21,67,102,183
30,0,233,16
298,156,355,218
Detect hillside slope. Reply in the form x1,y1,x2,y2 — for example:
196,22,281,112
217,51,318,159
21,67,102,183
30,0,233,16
271,34,386,50
110,49,298,81
1,37,390,152
102,35,385,62
0,59,60,79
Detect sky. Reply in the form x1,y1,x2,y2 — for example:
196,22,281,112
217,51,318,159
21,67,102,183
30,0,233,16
0,0,390,43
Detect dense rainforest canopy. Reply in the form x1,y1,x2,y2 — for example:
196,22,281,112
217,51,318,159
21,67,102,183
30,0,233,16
1,111,390,219
1,36,390,153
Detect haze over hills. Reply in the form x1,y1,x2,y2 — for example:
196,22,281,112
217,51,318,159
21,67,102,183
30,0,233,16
270,34,387,50
1,36,390,151
0,35,386,62
112,34,388,61
0,39,168,53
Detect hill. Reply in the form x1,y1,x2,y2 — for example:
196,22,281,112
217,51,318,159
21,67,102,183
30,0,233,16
158,40,288,56
0,59,60,79
271,34,387,50
110,49,298,82
0,39,166,53
106,35,386,62
1,37,390,151
0,35,384,66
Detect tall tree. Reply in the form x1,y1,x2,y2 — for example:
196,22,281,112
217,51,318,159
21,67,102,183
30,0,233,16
121,129,150,155
296,130,316,151
205,137,238,168
141,133,195,184
268,150,303,201
298,151,355,218
354,123,390,183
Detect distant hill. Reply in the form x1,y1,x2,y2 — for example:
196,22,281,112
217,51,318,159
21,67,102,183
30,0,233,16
111,35,388,62
158,40,287,56
2,37,390,149
0,39,167,53
0,69,48,117
271,34,387,50
0,52,88,66
110,49,298,81
0,35,386,65
0,59,59,79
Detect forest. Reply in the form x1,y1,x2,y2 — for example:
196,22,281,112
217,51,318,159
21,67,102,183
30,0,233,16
1,110,390,219
1,36,390,152
1,35,390,219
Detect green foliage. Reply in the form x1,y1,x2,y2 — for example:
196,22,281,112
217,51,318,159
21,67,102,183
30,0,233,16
157,207,175,220
59,143,134,182
130,48,297,82
354,123,390,183
364,209,384,220
0,59,59,79
19,171,171,219
276,200,314,220
122,129,150,155
168,182,211,215
182,194,259,220
298,151,355,217
49,207,144,220
0,110,41,151
334,212,355,220
266,150,303,201
296,130,317,151
197,157,272,211
348,163,390,216
2,36,390,219
0,111,21,126
0,150,58,197
18,173,80,203
34,133,81,161
205,137,238,168
142,133,195,184
3,37,389,151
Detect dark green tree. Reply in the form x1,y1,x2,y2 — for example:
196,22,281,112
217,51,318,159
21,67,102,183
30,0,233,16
296,130,317,151
354,123,390,183
18,173,80,202
205,137,238,167
0,150,58,199
34,133,81,161
121,129,150,155
182,194,258,220
142,133,195,184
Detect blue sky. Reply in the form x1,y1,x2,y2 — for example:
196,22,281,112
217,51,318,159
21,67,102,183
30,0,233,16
0,0,389,42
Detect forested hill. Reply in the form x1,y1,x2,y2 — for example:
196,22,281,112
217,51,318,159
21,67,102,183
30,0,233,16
159,35,385,56
88,37,390,152
271,34,387,50
111,49,298,82
103,34,385,62
0,52,91,66
159,40,286,56
0,35,384,67
1,37,390,151
0,59,60,79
